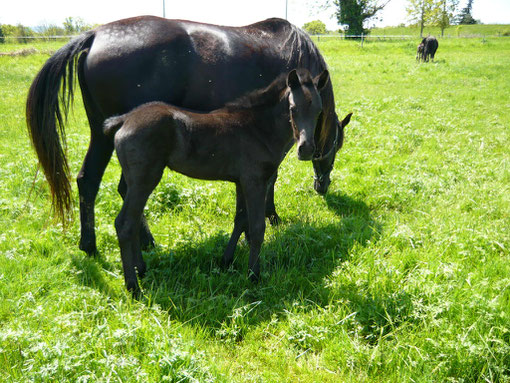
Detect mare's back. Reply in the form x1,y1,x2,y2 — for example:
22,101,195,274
82,17,310,115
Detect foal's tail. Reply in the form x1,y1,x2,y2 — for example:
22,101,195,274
103,115,125,137
26,31,95,221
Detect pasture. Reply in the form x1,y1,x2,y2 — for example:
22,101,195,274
1,35,509,382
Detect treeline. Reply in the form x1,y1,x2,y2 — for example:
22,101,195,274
0,17,97,43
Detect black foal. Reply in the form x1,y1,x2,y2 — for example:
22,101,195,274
104,68,330,295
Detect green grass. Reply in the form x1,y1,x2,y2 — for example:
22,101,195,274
1,37,509,382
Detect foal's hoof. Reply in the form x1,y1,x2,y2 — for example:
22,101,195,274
127,283,143,300
221,255,234,269
248,270,261,283
136,264,147,279
268,213,281,226
140,232,156,251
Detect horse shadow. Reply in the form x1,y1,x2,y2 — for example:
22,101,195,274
72,191,410,343
136,192,383,332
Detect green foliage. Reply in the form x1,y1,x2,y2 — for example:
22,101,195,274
1,37,510,381
303,20,327,35
456,0,478,24
430,0,459,36
333,0,389,35
63,17,91,34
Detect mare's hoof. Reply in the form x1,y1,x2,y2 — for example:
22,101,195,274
268,213,281,226
79,239,98,257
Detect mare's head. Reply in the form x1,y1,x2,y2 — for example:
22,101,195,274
312,112,352,195
287,68,330,161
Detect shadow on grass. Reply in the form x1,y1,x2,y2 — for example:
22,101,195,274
137,192,382,331
70,253,119,297
72,192,409,343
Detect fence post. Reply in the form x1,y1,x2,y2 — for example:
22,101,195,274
361,33,364,48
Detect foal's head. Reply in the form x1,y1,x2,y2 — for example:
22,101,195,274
287,68,330,161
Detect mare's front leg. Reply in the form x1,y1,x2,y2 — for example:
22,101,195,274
222,183,249,267
118,174,156,252
242,178,268,281
265,169,281,226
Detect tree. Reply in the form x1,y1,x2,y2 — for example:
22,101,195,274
407,0,434,38
430,0,458,37
0,26,4,44
63,17,90,35
456,0,477,24
303,20,327,34
333,0,390,36
407,0,458,37
15,24,34,43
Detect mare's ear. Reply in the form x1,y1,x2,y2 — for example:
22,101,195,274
340,112,353,128
287,69,300,89
315,69,330,91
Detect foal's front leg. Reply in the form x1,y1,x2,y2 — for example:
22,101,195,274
242,178,268,281
222,183,249,267
265,169,281,226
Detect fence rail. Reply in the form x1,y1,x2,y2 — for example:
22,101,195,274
311,33,508,41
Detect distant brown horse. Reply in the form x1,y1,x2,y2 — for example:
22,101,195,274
26,16,348,258
417,36,438,62
103,69,342,295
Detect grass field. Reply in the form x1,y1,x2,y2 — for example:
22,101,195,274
1,35,509,382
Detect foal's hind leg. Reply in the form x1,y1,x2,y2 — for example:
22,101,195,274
115,165,165,295
118,174,156,250
222,183,249,267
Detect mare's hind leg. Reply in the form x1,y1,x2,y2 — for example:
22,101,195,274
265,170,281,226
223,183,249,267
77,130,114,256
118,174,155,251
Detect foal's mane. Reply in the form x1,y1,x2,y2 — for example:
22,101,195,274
224,72,291,111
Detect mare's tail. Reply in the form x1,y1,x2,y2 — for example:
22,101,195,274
26,31,95,221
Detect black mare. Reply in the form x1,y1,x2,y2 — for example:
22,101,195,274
26,16,348,256
104,69,329,294
417,36,439,62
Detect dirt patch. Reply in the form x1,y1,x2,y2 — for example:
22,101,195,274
0,48,52,56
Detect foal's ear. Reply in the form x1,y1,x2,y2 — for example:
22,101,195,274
340,112,353,128
315,69,330,91
287,69,301,89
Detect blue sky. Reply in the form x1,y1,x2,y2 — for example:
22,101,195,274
1,0,509,29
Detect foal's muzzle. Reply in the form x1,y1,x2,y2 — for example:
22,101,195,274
297,140,315,161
